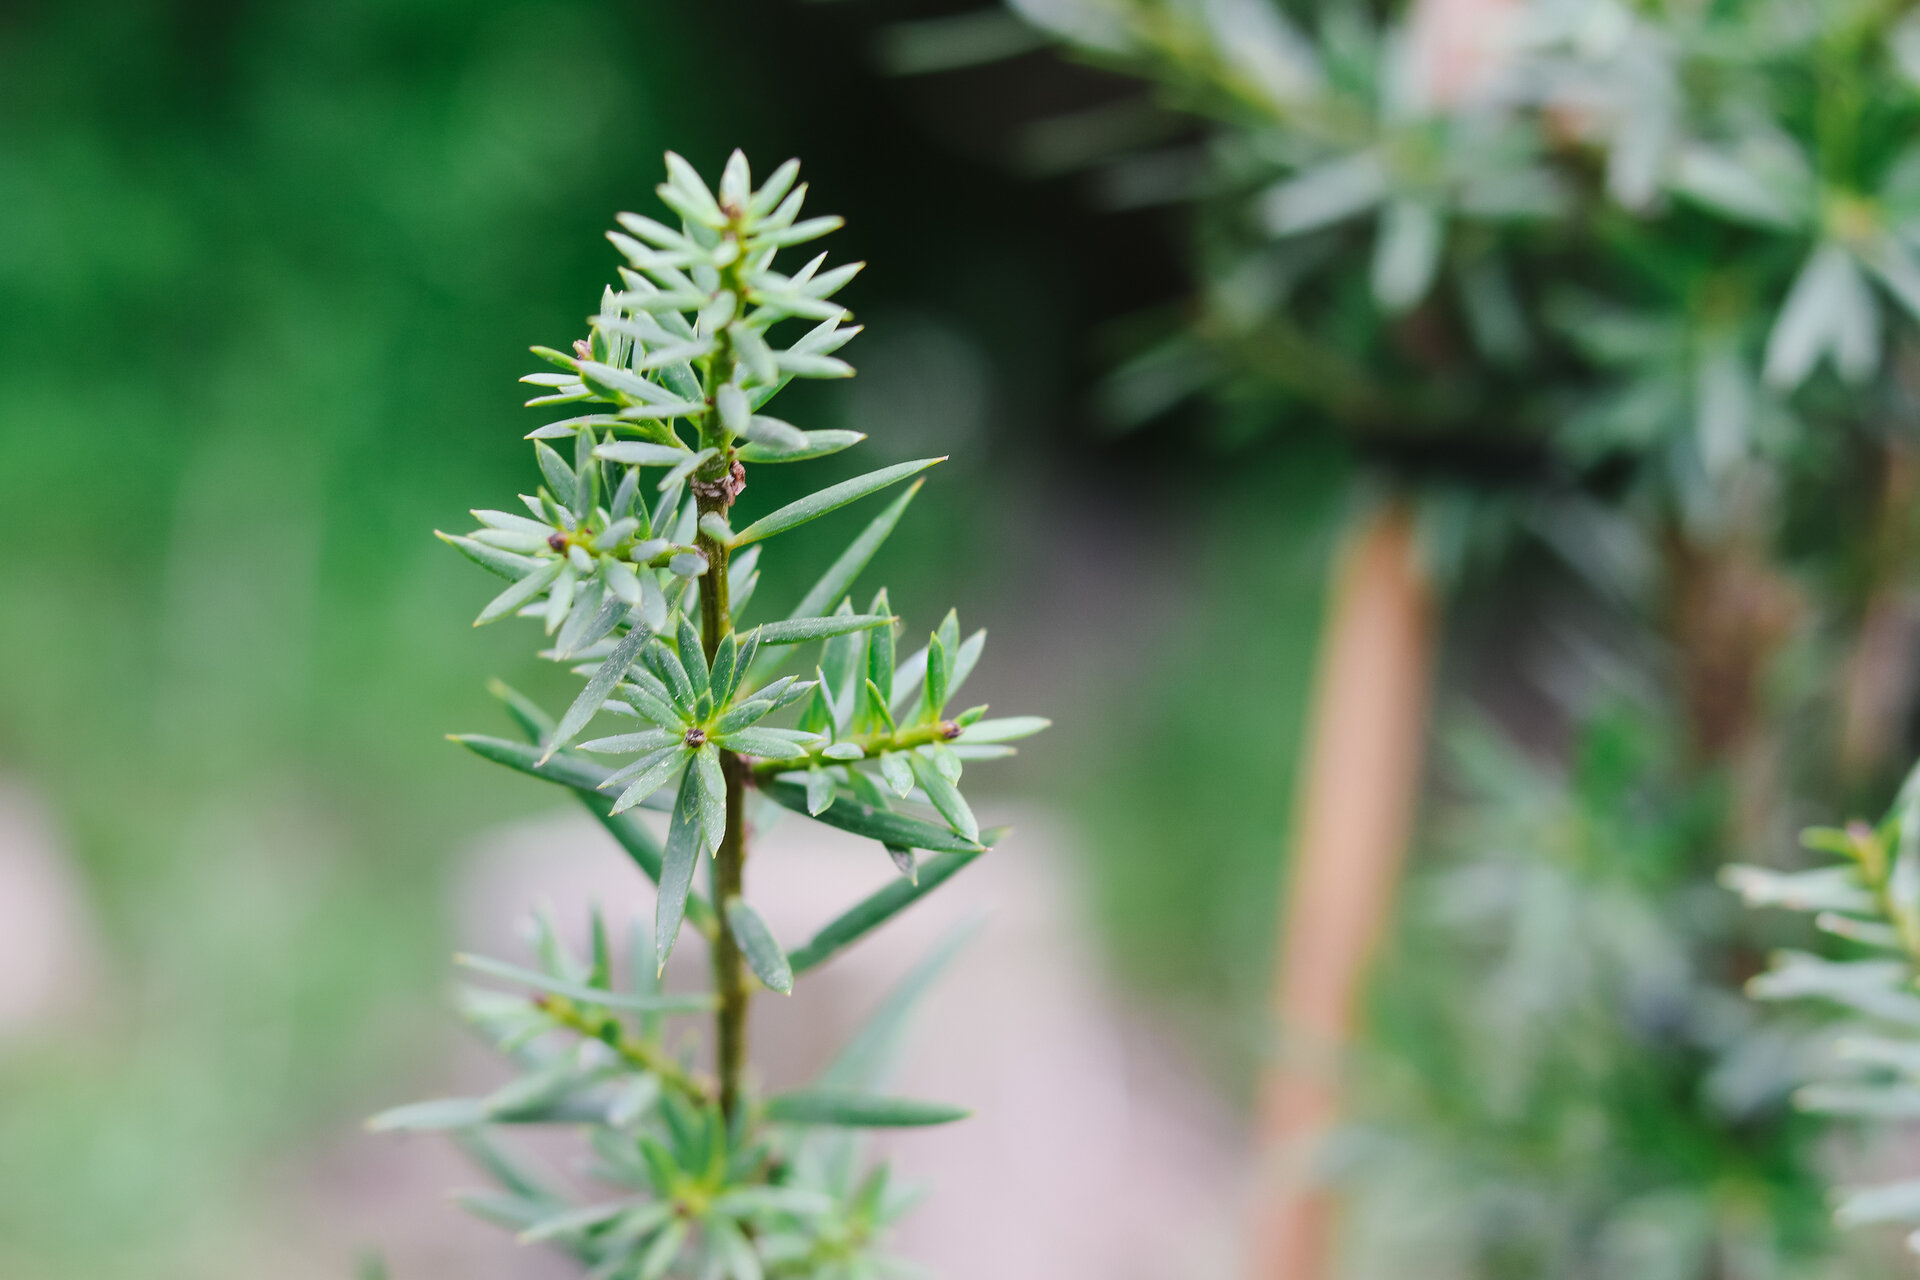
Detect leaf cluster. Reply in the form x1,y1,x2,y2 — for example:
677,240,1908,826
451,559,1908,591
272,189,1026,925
393,151,1048,1277
1728,758,1920,1254
1350,710,1835,1275
374,909,945,1279
1013,0,1920,520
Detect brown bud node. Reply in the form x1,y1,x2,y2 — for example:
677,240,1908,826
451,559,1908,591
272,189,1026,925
690,461,747,507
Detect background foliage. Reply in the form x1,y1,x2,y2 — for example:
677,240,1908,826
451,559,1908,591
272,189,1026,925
991,0,1920,1272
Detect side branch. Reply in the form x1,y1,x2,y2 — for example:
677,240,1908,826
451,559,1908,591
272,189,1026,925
749,719,961,778
539,995,717,1102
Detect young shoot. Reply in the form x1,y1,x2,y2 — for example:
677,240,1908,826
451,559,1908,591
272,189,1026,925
382,150,1048,1278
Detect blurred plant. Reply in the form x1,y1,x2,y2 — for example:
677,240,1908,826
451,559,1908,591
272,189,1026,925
1347,709,1843,1278
1009,0,1920,508
375,151,1046,1277
953,0,1920,1274
1728,758,1920,1258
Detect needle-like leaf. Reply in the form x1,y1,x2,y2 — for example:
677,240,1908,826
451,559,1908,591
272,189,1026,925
656,767,706,974
542,623,651,763
787,843,995,976
762,1091,969,1128
752,613,894,645
725,898,793,995
456,953,713,1013
730,459,944,547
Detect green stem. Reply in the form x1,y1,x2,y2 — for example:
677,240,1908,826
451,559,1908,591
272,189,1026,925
541,996,716,1102
696,214,751,1124
749,718,959,778
697,503,750,1121
713,751,749,1120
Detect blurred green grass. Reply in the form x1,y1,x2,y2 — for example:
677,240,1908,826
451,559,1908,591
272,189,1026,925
0,4,724,1271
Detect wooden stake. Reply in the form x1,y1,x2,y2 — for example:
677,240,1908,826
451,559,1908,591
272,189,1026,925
1246,500,1435,1279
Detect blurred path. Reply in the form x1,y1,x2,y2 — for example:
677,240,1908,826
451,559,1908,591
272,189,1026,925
0,778,100,1036
302,803,1243,1279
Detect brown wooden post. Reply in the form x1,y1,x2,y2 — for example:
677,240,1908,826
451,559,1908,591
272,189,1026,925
1241,6,1511,1274
1246,499,1436,1279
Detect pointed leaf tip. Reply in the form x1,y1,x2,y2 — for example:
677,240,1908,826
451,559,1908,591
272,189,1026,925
726,898,793,995
731,457,945,547
654,768,705,973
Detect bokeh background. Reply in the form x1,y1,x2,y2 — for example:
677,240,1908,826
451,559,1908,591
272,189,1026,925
0,3,1335,1275
15,1,1920,1277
